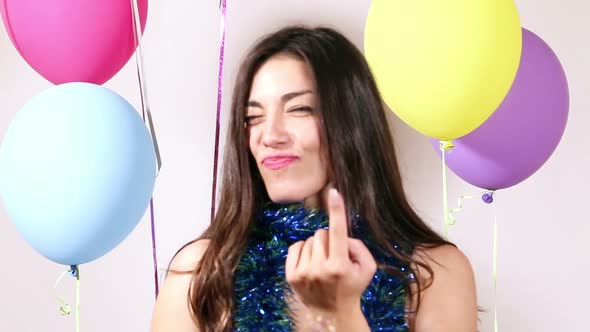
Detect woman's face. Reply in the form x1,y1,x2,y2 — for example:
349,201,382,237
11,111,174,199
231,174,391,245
246,53,330,207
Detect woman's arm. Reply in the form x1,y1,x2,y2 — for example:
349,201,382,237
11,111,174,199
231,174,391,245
409,244,478,332
150,239,210,332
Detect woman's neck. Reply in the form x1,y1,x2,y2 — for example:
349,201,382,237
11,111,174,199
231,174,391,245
302,182,334,209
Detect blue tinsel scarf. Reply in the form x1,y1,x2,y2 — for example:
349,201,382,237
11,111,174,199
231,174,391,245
233,203,412,331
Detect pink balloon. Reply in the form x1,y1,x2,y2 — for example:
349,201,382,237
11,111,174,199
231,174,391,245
0,0,148,85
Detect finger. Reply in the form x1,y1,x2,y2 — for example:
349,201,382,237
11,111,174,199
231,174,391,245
348,238,377,273
328,188,349,261
311,229,328,263
286,241,304,282
297,237,314,273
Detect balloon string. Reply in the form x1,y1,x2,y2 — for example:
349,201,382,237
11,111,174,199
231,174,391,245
440,140,454,238
76,268,80,332
210,0,227,222
438,140,498,329
447,189,498,331
54,265,80,332
130,0,162,174
492,194,498,332
149,198,159,296
130,0,160,298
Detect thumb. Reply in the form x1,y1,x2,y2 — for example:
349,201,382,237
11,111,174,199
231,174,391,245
348,238,377,274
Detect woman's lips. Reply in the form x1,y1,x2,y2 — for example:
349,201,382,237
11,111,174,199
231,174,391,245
262,156,298,170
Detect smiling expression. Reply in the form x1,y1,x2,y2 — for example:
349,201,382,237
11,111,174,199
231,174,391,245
246,53,330,206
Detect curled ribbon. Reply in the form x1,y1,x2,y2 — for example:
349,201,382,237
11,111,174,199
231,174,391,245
447,194,474,226
447,191,495,227
54,265,80,331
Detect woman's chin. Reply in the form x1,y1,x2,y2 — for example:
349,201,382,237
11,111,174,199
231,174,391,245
266,190,307,204
268,195,303,205
267,191,322,209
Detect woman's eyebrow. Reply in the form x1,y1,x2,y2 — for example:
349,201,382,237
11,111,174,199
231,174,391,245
281,89,313,103
247,89,313,108
246,100,262,108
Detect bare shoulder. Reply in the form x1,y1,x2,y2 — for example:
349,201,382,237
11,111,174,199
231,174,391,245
414,244,474,276
409,244,478,332
150,239,211,332
169,239,211,272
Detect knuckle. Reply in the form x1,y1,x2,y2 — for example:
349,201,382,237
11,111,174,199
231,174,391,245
308,266,325,282
351,238,363,246
286,272,298,284
326,263,345,279
369,260,378,274
296,268,309,282
288,267,305,283
314,229,328,237
288,241,303,253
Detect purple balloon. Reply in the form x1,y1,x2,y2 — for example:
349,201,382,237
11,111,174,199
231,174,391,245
431,28,569,190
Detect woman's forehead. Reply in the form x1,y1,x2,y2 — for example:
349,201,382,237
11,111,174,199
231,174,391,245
249,55,316,102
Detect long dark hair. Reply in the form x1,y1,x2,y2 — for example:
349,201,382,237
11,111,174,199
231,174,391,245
181,25,451,331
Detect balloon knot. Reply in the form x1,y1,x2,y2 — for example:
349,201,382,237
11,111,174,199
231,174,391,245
68,265,79,278
482,191,495,204
439,140,454,151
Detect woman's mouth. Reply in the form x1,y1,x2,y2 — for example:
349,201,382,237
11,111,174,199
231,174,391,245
262,156,299,170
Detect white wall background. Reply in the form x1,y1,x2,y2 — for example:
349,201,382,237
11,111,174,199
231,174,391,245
1,1,587,331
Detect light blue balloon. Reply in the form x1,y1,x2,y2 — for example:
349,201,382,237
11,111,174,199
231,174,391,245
0,82,156,265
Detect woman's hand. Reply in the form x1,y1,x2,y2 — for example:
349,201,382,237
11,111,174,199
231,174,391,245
285,189,377,314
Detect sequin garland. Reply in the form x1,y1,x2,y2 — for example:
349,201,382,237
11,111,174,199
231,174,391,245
234,203,413,331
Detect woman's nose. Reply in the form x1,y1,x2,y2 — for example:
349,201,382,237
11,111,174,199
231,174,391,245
261,112,288,147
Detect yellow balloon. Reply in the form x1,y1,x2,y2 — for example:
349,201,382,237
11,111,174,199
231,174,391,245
364,0,522,140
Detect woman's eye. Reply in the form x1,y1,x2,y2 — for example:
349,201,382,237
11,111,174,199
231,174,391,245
288,106,314,114
244,115,263,126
